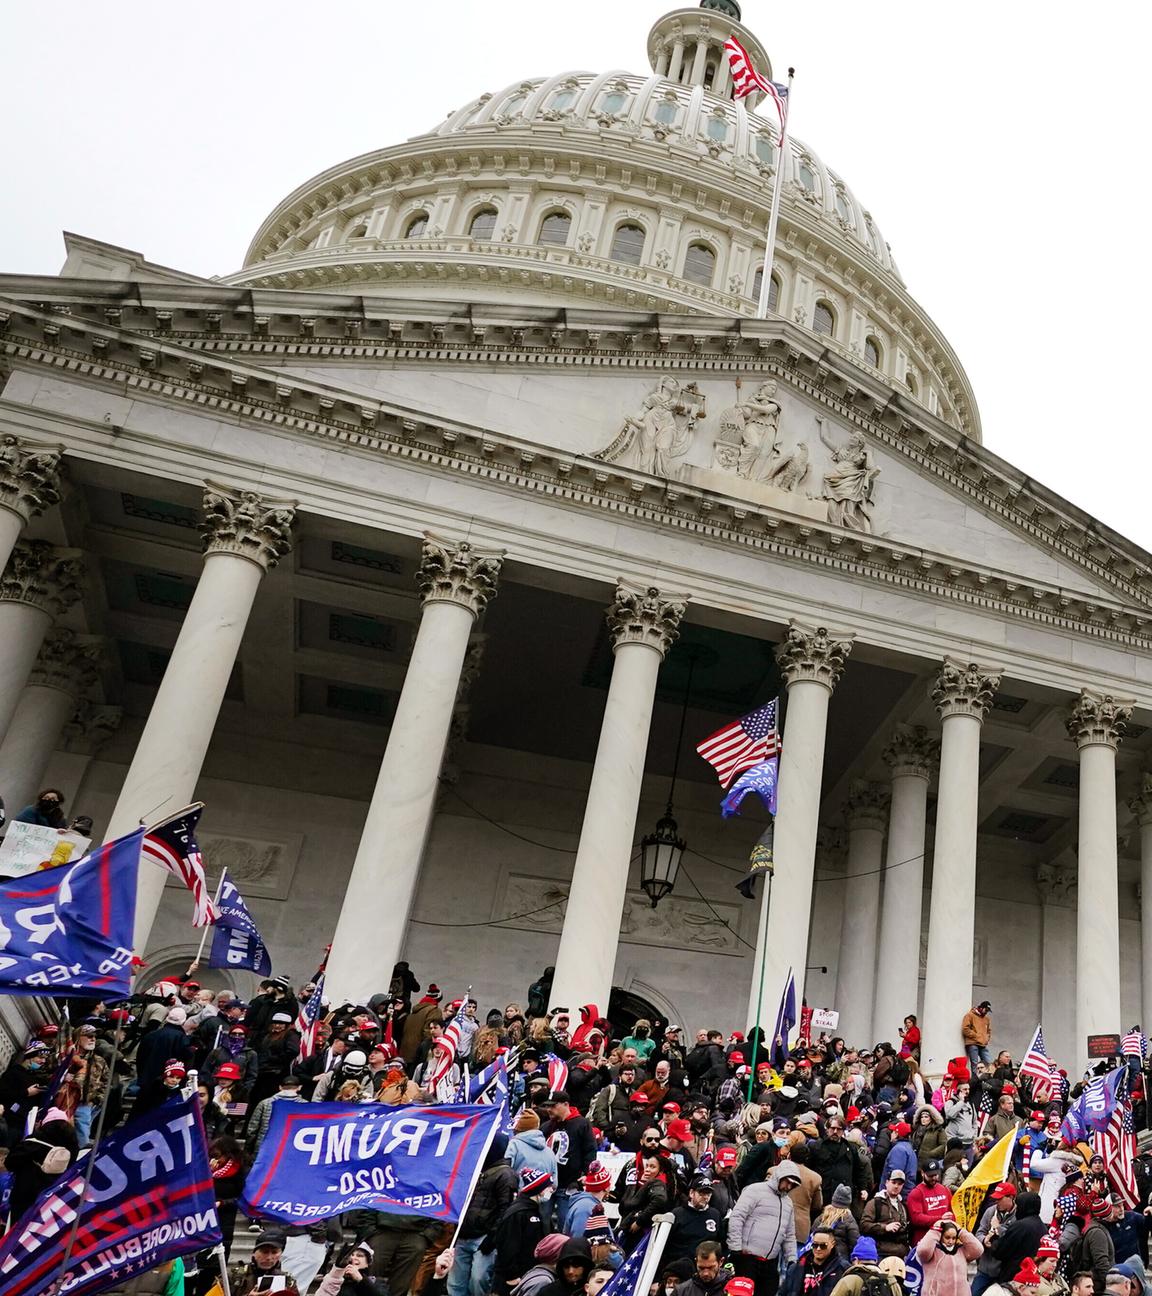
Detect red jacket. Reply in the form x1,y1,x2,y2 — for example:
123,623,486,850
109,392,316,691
907,1183,953,1244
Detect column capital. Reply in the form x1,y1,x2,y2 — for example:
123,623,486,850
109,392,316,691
0,540,84,616
606,580,687,656
1067,688,1134,750
28,627,103,696
931,656,1002,721
1036,861,1077,906
775,620,853,691
0,434,63,527
61,700,123,755
882,723,940,780
202,482,297,570
843,779,890,832
1129,772,1152,826
417,534,504,616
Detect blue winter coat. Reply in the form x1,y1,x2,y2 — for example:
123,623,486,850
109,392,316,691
880,1140,918,1198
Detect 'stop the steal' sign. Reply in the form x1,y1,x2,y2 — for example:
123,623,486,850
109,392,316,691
241,1102,503,1225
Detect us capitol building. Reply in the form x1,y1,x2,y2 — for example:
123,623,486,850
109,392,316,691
0,0,1148,1076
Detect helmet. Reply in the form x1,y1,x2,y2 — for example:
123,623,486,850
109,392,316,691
343,1050,368,1073
149,980,179,1000
216,1063,242,1081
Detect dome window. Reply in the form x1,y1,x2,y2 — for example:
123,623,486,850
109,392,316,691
601,91,627,115
404,212,429,239
864,336,882,369
754,135,775,166
551,90,575,111
752,268,780,312
346,222,369,241
706,115,729,143
798,162,817,192
469,207,498,241
502,94,527,118
610,223,645,265
683,242,716,287
654,99,678,125
834,191,853,225
538,212,571,247
812,300,836,336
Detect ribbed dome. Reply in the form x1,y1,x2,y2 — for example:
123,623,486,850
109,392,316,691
428,71,901,280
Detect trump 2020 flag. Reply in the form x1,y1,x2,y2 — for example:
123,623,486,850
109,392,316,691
0,1093,221,1296
0,826,145,998
208,871,271,976
240,1101,503,1225
720,757,779,818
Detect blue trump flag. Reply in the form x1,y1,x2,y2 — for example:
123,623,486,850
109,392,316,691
720,756,778,818
1061,1064,1127,1143
241,1101,503,1225
0,826,144,998
0,1093,220,1296
209,871,272,976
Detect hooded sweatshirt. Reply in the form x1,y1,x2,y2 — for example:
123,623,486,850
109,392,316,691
988,1193,1047,1279
727,1160,799,1263
539,1238,594,1296
509,1128,560,1180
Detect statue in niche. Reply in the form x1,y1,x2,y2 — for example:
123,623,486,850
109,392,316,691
595,377,705,477
813,416,880,532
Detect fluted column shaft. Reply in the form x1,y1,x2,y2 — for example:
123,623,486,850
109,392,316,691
0,542,84,748
325,537,504,1007
667,39,686,82
104,485,296,952
920,658,1001,1076
550,583,687,1015
1069,690,1132,1072
747,622,852,1031
1132,778,1152,1031
0,435,62,574
837,783,888,1046
872,726,937,1041
0,628,102,816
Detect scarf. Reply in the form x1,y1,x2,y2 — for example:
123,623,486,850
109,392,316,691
225,1035,245,1058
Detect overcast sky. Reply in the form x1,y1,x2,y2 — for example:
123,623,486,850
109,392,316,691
3,3,1147,551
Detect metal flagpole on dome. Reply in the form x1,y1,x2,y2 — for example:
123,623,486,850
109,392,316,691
756,68,795,320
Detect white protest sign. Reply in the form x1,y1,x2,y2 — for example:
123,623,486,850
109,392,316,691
0,822,91,878
811,1008,840,1031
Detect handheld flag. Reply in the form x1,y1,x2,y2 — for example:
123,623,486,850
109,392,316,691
295,974,326,1062
0,1093,221,1296
723,36,789,131
142,803,217,926
1018,1024,1057,1103
597,1226,653,1296
771,968,797,1067
544,1052,569,1097
697,700,780,789
1121,1027,1146,1059
1092,1067,1138,1208
720,757,779,818
736,821,774,900
425,996,478,1098
952,1127,1016,1230
208,873,271,976
1062,1066,1127,1144
0,826,144,997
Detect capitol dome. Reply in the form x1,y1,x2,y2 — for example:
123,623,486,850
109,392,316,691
225,2,979,438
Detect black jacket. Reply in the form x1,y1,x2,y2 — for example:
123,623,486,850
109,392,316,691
538,1238,593,1296
459,1161,518,1239
809,1138,868,1199
664,1203,727,1264
780,1251,848,1296
543,1113,597,1189
135,1023,192,1089
989,1192,1047,1278
685,1044,727,1090
491,1195,547,1288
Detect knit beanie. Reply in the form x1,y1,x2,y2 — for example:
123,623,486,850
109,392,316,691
832,1183,853,1207
533,1234,570,1262
1012,1259,1042,1288
514,1110,540,1132
851,1238,879,1263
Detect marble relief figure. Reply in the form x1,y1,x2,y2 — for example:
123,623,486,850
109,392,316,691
814,416,880,532
595,376,706,477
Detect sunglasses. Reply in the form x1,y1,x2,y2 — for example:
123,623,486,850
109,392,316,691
812,1241,833,1250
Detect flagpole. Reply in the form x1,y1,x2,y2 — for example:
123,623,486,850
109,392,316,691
745,871,775,1102
189,868,228,974
756,68,795,320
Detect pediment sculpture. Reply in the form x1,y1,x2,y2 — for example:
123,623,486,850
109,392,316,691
813,416,880,533
711,380,810,492
594,377,706,478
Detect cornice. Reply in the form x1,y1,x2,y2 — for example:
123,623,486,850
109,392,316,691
1,291,1151,637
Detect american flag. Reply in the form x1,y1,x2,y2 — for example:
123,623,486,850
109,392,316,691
295,974,326,1062
1093,1070,1138,1208
722,36,789,132
976,1085,996,1138
544,1053,569,1096
1019,1025,1058,1101
696,700,780,789
426,999,477,1098
1121,1027,1146,1059
598,1225,652,1296
141,804,217,927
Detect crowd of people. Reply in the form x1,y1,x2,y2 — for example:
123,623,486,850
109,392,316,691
0,965,1149,1296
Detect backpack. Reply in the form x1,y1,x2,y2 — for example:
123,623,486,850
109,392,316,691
25,1139,70,1175
847,1265,892,1296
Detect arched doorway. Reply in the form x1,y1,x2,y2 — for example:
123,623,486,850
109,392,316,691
607,986,667,1043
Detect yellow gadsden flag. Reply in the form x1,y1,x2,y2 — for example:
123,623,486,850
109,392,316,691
952,1126,1018,1231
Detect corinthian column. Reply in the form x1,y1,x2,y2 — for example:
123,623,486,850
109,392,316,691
550,583,687,1015
920,657,1001,1076
747,621,853,1030
0,435,63,574
836,781,889,1045
1130,774,1152,1031
325,536,504,1007
0,628,102,816
1068,689,1132,1070
104,484,296,952
0,541,84,748
872,725,938,1041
